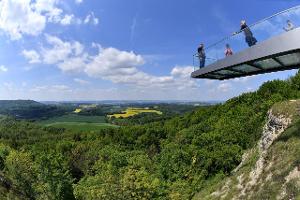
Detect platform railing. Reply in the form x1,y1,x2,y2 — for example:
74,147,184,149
193,5,300,71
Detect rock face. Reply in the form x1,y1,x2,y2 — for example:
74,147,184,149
200,103,299,200
237,110,292,199
260,110,292,151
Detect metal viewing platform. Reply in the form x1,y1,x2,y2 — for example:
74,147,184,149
191,6,300,80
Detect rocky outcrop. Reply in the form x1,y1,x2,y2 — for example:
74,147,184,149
237,110,292,199
260,110,292,151
207,106,294,200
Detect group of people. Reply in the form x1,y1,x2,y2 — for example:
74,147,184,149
197,19,295,68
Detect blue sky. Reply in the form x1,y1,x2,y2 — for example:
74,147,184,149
0,0,300,101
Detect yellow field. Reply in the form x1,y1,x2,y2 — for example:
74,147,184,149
74,108,82,113
73,104,97,113
108,107,162,118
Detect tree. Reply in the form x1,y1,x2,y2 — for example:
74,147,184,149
5,150,38,199
37,153,75,200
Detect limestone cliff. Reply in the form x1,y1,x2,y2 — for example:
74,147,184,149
194,100,300,200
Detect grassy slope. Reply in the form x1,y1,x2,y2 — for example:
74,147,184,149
194,100,300,200
39,114,106,124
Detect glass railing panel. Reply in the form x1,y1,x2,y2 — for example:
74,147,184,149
193,5,300,71
193,56,217,71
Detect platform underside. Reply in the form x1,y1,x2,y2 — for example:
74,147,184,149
191,28,300,80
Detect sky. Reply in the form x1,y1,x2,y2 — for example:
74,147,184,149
0,0,300,101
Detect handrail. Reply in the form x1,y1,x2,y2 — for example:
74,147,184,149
193,4,300,56
193,56,217,60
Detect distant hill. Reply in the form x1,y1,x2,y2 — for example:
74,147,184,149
41,100,220,106
0,100,43,109
0,100,73,120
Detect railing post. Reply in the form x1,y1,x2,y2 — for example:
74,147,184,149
193,55,195,71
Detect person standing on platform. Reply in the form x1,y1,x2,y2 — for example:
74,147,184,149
197,43,206,68
234,20,257,47
283,20,295,31
225,44,233,56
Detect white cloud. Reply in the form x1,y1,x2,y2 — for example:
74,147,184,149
23,35,199,91
232,76,254,83
58,55,87,73
31,84,71,92
22,50,41,64
92,42,102,50
0,65,8,72
3,82,13,90
0,0,46,40
60,14,74,25
75,0,83,4
23,35,87,73
30,85,48,92
85,47,144,77
22,82,27,87
171,66,194,78
42,34,79,64
0,0,90,40
83,15,90,24
130,15,137,44
74,78,90,85
84,12,99,25
93,18,99,26
46,8,64,23
33,0,60,13
52,84,70,91
217,82,232,92
23,66,35,71
73,41,85,55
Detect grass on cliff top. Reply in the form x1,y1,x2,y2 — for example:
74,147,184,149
272,100,300,121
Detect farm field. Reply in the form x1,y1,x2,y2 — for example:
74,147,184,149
38,114,117,131
43,122,117,132
108,107,163,118
74,108,82,113
39,114,106,124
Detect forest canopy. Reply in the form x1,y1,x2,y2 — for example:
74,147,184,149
0,71,299,199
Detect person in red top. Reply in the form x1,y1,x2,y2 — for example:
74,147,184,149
225,44,233,57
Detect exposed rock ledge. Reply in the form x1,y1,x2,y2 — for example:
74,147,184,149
210,105,294,200
237,110,292,199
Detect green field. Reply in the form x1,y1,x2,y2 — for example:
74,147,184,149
38,114,117,131
43,122,117,132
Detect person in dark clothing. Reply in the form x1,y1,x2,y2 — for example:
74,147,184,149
197,44,206,68
241,20,257,47
283,20,295,32
234,20,257,47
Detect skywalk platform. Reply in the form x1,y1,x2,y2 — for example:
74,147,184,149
191,27,300,80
